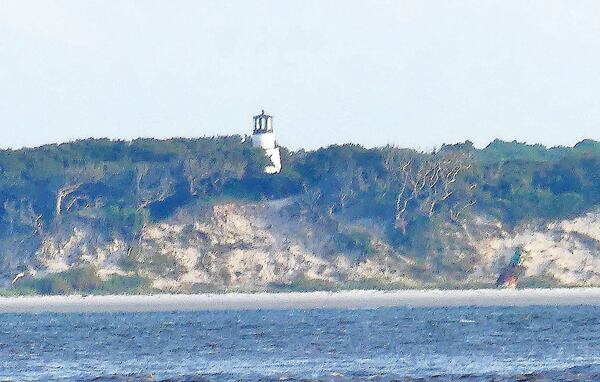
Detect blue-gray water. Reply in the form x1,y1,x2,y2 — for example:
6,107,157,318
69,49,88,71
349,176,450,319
2,305,600,381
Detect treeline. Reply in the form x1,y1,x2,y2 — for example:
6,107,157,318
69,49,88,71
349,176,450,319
0,137,295,237
1,137,600,253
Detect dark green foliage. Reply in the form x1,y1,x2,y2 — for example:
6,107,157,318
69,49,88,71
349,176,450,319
17,266,102,294
13,267,151,295
0,137,277,237
24,277,72,295
335,231,376,261
478,139,570,164
475,151,600,224
0,286,38,296
517,275,561,289
97,275,151,294
61,266,102,291
270,276,339,292
117,254,140,272
146,254,186,278
1,136,600,260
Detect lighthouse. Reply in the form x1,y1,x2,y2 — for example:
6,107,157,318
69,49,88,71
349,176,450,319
252,110,282,174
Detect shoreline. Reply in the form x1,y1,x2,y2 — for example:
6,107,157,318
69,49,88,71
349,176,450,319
3,288,600,313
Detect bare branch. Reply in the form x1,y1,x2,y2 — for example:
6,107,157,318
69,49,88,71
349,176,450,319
55,183,82,217
392,151,476,233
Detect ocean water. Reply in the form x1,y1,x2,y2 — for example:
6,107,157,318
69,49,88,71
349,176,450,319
2,305,600,381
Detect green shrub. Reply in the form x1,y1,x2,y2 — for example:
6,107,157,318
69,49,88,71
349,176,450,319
146,254,186,278
335,231,376,260
270,276,339,292
98,275,151,294
117,255,140,272
20,276,73,295
17,266,100,295
341,278,413,290
518,275,561,288
0,286,37,296
60,266,102,291
15,270,152,295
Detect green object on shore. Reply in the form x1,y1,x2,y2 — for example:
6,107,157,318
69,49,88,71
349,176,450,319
510,249,523,267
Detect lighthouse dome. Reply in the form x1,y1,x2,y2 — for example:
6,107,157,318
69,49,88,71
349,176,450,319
253,110,273,133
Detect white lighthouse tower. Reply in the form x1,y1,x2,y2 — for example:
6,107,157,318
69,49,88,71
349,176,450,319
252,110,282,174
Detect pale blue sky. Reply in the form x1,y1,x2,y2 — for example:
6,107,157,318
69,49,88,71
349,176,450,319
1,0,599,150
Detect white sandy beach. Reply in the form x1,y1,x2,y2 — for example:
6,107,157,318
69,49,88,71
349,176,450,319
3,288,600,313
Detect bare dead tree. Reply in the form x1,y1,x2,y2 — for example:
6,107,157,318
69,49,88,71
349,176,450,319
135,164,148,194
137,189,172,211
55,165,104,218
134,164,175,212
56,183,82,217
3,199,43,235
183,159,210,196
65,195,90,212
34,214,43,234
390,151,476,234
449,200,477,222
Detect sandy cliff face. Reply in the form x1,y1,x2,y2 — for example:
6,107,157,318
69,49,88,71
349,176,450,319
133,201,416,291
7,200,600,290
467,211,600,286
36,226,128,275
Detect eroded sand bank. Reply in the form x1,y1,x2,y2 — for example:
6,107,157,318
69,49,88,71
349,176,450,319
3,288,600,313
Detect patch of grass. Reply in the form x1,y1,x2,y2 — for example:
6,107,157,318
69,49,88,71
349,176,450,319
62,266,102,291
97,274,153,294
19,275,74,295
335,230,377,260
0,286,38,296
190,283,226,294
146,254,186,278
13,271,154,295
117,254,140,272
340,278,414,291
437,282,496,290
270,276,340,292
518,275,561,289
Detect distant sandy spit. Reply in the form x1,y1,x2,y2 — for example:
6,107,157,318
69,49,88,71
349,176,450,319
3,288,600,313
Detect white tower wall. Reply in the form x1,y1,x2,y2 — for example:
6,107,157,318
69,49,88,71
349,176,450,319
263,147,282,174
252,132,277,150
251,110,281,174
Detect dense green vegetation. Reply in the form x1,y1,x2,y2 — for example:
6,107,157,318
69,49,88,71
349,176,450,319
2,137,600,243
5,266,152,295
1,136,600,294
0,136,283,236
290,140,600,248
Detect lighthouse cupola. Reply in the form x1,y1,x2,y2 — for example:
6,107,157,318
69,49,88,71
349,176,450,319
251,110,281,174
253,110,273,134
